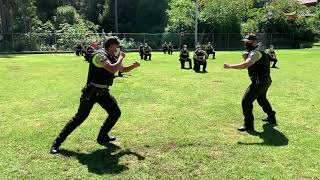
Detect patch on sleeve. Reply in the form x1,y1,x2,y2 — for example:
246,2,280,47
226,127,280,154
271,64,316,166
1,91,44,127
248,51,262,62
93,53,107,68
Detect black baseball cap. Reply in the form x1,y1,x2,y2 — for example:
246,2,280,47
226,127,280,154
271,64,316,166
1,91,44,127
241,34,257,42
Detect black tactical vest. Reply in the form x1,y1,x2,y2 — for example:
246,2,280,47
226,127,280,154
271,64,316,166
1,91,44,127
139,45,144,51
181,49,189,58
87,51,117,86
195,50,206,60
247,50,270,78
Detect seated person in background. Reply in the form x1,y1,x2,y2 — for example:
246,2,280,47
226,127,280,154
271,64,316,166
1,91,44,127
266,45,278,68
75,44,82,56
193,47,208,73
84,46,95,62
162,42,168,54
205,42,215,59
179,45,192,69
143,43,152,61
139,43,144,60
90,41,98,50
168,42,173,55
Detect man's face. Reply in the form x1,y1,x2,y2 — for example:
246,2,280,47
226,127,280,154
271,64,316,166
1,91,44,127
245,40,257,47
108,44,120,56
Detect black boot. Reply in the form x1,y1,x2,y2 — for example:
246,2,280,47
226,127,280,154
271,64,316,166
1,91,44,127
50,139,62,154
97,127,116,146
237,124,254,132
97,134,116,146
262,111,277,125
238,119,254,132
203,64,207,73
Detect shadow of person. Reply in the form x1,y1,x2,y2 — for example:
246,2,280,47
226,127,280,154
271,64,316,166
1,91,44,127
238,124,289,146
59,143,145,175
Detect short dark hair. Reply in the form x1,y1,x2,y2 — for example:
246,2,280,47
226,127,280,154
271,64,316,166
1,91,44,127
104,36,120,49
241,34,258,42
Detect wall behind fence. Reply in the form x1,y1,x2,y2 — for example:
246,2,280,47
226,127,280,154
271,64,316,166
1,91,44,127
0,33,295,52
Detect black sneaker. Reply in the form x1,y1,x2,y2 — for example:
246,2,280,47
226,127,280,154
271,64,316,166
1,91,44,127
97,136,116,146
237,125,254,132
262,112,277,125
50,146,60,154
262,117,277,125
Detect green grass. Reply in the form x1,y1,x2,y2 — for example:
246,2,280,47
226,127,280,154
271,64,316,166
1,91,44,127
0,49,320,179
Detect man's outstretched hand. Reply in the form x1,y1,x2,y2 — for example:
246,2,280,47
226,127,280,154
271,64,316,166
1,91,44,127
133,61,140,68
224,63,231,69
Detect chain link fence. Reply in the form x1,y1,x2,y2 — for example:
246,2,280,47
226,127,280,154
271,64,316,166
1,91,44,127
0,33,296,53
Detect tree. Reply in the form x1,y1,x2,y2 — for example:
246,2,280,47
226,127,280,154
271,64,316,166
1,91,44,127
53,5,82,27
135,0,168,33
166,0,195,33
35,0,58,22
0,0,39,33
200,0,243,33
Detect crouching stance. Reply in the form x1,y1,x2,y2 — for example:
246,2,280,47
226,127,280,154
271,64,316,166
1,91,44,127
50,37,140,154
193,48,208,73
179,45,192,69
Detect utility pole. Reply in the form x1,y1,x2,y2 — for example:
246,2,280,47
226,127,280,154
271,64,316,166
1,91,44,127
115,0,119,33
195,0,198,48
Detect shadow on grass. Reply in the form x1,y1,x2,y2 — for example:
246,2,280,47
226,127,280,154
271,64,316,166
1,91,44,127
60,143,145,175
238,124,289,146
0,54,17,59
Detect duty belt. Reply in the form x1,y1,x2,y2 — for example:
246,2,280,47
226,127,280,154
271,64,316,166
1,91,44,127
250,74,270,84
89,82,110,89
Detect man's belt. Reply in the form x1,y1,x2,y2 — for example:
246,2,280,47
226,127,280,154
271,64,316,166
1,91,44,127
89,82,110,89
250,74,270,84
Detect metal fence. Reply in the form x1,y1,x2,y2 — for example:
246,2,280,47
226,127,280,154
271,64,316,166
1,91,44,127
0,33,296,52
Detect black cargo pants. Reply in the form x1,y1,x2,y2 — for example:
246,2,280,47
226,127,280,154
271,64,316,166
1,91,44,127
242,75,274,128
53,84,121,147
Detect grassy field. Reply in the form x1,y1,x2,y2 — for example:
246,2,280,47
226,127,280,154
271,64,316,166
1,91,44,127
0,48,320,179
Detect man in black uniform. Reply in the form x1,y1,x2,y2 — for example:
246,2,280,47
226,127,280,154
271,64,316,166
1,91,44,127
162,42,168,54
50,37,140,154
224,34,277,131
266,45,278,68
193,47,208,73
143,43,152,61
205,42,215,59
82,45,87,56
84,46,95,62
168,42,173,55
179,45,192,69
75,43,82,56
139,43,144,60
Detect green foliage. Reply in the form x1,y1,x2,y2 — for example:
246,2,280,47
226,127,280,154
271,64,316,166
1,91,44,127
51,5,100,50
200,1,241,33
166,0,253,33
135,0,168,33
53,5,82,26
166,0,195,32
3,0,39,33
2,0,319,49
241,19,259,33
238,0,319,46
55,22,99,50
35,0,58,22
98,0,110,27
